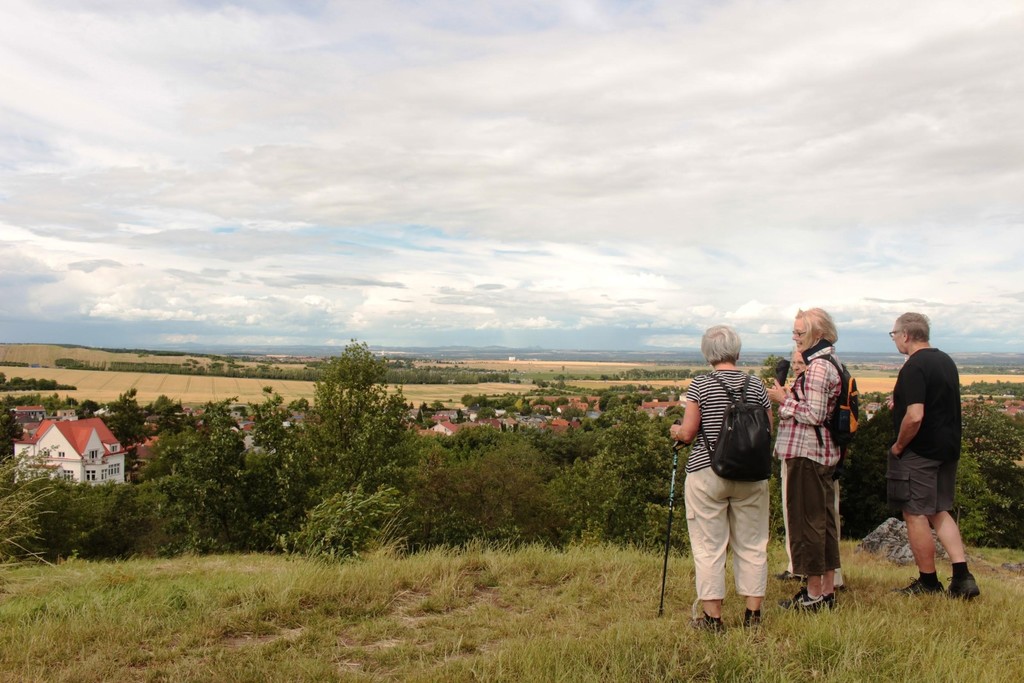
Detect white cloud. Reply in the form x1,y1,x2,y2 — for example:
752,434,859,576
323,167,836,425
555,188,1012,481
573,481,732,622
1,0,1023,352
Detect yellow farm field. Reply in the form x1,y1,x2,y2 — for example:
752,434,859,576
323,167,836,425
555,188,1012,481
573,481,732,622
1,368,315,405
448,359,701,376
573,375,1024,395
4,362,1021,407
1,367,532,408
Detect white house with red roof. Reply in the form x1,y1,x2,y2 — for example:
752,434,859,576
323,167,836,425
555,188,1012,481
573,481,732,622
13,417,127,484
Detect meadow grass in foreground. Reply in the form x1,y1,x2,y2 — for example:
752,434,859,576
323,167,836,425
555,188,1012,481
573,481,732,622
1,541,1023,682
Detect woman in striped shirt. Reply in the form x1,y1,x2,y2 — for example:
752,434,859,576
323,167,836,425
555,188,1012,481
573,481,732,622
670,324,772,631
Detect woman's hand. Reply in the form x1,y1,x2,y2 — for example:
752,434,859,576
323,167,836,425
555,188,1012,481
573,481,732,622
669,422,686,443
766,379,788,405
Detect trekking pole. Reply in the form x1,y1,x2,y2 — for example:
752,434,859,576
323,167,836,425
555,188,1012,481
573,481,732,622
658,440,683,617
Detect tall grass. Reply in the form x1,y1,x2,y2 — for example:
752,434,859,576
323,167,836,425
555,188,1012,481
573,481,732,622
1,541,1022,682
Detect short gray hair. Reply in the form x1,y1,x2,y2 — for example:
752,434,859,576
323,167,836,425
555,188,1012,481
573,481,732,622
895,312,930,342
701,325,742,365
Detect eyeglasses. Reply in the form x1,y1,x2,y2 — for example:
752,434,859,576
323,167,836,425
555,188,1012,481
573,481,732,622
792,330,807,337
889,330,902,338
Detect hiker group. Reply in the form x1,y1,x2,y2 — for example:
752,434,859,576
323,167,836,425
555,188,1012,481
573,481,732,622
668,309,980,631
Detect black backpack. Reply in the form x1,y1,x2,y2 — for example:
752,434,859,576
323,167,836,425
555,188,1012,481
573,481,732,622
699,374,773,481
813,354,859,453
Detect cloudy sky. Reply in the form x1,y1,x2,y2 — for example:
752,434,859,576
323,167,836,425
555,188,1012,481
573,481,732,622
2,0,1022,354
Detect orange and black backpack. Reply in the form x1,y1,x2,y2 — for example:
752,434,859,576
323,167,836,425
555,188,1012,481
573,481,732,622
814,354,859,454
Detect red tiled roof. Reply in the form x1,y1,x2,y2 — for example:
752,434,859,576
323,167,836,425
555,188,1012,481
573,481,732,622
20,418,122,455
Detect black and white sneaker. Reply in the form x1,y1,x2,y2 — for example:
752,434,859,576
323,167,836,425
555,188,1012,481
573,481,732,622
779,587,830,612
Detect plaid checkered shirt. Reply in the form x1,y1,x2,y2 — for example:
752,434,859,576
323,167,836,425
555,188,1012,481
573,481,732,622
774,345,843,467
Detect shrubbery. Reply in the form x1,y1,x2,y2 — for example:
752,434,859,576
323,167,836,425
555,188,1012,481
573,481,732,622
5,344,1023,563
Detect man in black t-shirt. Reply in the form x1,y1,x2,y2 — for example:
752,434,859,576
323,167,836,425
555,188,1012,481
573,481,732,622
888,312,979,599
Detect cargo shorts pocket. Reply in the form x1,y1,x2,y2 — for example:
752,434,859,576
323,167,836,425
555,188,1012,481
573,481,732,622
886,457,911,507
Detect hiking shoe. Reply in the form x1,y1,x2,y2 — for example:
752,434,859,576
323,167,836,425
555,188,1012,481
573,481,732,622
743,609,762,628
948,573,980,600
779,587,829,611
893,577,944,595
690,613,726,633
775,570,805,582
779,586,807,608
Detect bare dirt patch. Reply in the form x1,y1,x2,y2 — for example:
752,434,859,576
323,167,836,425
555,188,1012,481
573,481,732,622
222,627,303,649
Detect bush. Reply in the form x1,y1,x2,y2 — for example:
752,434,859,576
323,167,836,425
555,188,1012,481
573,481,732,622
29,480,168,560
285,487,402,560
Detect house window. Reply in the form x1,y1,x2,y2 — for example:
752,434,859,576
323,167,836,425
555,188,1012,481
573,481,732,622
59,470,74,481
89,449,100,458
85,470,96,481
109,463,121,476
58,451,66,458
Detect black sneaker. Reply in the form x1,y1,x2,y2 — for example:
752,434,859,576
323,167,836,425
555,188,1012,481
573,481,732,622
948,573,980,600
893,577,944,595
779,587,828,611
779,586,807,608
690,613,726,632
743,608,762,628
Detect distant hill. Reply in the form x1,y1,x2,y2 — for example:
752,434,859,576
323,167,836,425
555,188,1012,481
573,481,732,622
3,342,1024,368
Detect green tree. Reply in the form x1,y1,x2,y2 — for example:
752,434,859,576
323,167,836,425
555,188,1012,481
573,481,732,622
104,389,148,469
761,354,786,386
30,480,166,560
959,402,1024,547
241,389,315,549
287,398,310,413
156,400,248,553
303,342,413,497
838,406,895,539
77,399,101,418
406,438,562,548
1,410,24,464
552,406,673,548
145,394,187,435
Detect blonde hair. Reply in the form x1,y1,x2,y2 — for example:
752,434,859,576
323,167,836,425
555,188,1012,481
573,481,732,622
797,308,838,344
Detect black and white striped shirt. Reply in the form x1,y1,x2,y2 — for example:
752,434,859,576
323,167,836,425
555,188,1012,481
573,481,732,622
684,369,771,473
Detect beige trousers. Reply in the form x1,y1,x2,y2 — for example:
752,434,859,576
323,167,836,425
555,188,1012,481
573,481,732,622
684,467,769,601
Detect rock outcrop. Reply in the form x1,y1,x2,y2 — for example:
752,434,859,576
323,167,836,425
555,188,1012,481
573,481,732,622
856,517,949,565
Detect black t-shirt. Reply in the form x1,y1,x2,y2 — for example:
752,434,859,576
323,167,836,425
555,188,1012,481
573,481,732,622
892,347,961,461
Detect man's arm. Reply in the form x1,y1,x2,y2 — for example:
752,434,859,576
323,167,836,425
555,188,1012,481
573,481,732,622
891,403,924,456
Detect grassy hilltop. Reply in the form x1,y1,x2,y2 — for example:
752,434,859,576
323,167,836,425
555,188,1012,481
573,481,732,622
2,542,1023,682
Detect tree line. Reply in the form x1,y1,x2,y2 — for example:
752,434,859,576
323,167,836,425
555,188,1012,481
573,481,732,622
3,342,1023,564
51,356,513,385
0,373,77,392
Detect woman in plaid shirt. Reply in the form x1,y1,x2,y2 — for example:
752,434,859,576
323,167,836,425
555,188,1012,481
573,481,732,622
767,308,843,611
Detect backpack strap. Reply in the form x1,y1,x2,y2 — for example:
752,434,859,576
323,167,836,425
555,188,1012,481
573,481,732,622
697,372,749,454
810,354,843,447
